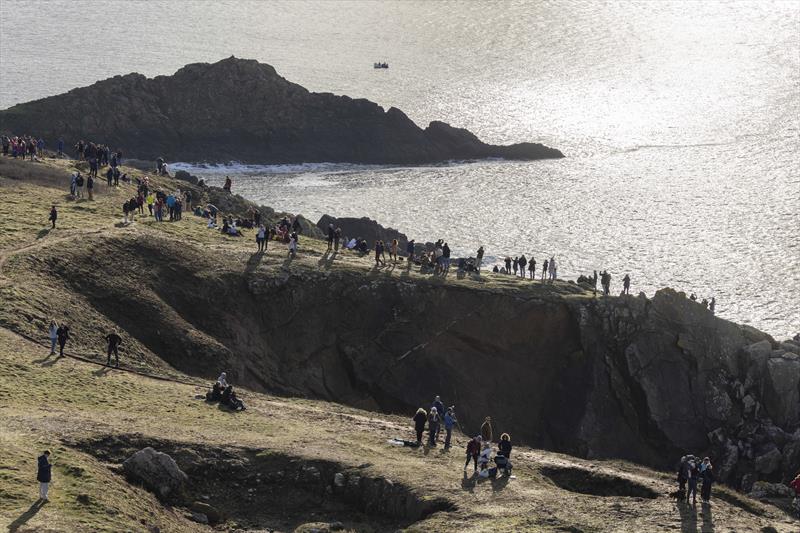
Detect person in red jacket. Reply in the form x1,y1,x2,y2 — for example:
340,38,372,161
791,473,800,518
464,436,481,473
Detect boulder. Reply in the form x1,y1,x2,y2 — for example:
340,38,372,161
748,481,794,498
754,448,782,474
122,447,188,500
190,501,221,524
173,170,199,185
781,440,800,481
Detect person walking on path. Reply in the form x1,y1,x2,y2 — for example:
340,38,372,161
528,257,536,279
56,324,70,357
480,416,493,443
48,320,58,355
699,457,714,503
427,407,440,447
105,331,122,367
48,205,57,229
464,436,480,472
622,274,631,295
476,246,484,272
443,407,458,450
413,408,427,445
37,450,52,502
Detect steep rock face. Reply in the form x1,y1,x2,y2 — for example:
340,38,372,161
27,235,800,487
316,215,409,252
0,57,564,164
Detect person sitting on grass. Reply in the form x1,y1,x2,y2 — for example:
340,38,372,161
206,381,224,402
221,385,246,411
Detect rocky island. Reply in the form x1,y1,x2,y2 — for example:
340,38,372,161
0,57,564,164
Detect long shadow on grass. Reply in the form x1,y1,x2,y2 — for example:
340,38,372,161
8,500,44,532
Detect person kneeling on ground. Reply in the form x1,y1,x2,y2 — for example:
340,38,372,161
221,385,245,411
494,451,513,476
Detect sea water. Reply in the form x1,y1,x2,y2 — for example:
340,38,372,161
1,0,798,337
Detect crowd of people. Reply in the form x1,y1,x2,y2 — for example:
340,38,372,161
2,134,44,160
409,396,513,480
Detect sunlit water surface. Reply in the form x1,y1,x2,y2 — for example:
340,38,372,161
2,1,798,336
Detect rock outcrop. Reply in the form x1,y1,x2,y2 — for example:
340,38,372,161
122,447,188,501
316,215,409,251
0,57,564,164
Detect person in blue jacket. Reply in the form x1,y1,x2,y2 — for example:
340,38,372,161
37,450,52,501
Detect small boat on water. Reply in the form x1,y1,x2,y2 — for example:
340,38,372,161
373,62,389,69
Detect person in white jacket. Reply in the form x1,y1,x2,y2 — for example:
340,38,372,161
48,320,58,355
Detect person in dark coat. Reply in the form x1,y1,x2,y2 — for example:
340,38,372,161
686,457,699,504
412,408,427,444
498,433,512,458
105,331,122,367
504,257,512,273
480,417,493,443
48,205,58,229
699,457,714,502
37,450,52,501
56,324,70,357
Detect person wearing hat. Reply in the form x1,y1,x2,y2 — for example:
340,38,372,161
104,330,123,367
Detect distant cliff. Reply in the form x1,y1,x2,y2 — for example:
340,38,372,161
0,57,564,164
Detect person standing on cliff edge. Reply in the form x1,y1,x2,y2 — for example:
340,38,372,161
223,176,232,193
476,246,484,272
622,274,631,295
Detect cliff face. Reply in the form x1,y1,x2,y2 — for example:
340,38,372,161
0,57,564,164
18,230,797,490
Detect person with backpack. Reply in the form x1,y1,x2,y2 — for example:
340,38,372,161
105,331,122,367
464,436,480,472
56,324,69,357
443,407,458,450
48,205,57,229
504,257,512,274
427,407,440,447
676,455,690,498
413,408,427,445
37,450,52,502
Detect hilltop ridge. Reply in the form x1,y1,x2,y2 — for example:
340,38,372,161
0,57,564,164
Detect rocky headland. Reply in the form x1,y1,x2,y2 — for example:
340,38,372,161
0,156,797,531
0,57,564,165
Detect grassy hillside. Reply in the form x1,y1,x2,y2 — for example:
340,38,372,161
0,156,796,532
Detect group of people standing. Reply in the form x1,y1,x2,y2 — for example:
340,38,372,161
677,455,714,504
2,134,43,160
493,254,556,282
